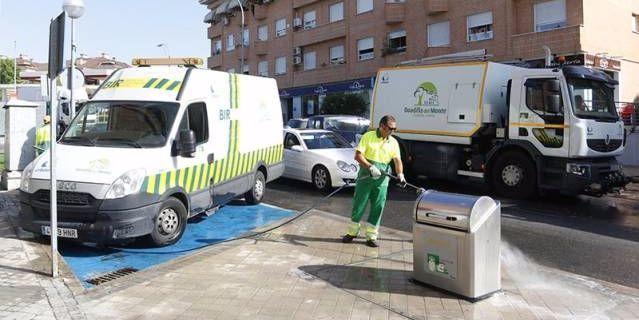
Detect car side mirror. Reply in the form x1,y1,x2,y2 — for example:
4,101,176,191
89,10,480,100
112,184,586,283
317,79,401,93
544,94,562,114
179,130,197,157
291,145,303,152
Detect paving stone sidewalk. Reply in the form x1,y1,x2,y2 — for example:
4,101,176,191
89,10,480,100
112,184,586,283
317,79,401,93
2,189,639,320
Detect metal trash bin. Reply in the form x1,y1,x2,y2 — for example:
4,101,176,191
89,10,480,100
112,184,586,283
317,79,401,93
412,190,501,300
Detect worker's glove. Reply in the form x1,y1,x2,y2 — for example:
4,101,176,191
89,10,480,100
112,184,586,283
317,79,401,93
397,173,407,188
369,165,381,179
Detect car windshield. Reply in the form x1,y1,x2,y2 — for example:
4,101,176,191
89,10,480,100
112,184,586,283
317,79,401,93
301,132,351,149
567,78,618,120
324,118,370,132
60,101,179,148
287,119,308,128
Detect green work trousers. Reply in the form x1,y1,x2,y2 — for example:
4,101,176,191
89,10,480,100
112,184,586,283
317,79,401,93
347,160,390,241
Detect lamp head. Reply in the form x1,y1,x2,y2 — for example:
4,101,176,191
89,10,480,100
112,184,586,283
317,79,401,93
63,0,85,19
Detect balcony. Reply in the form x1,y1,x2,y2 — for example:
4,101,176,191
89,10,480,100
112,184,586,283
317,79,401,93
293,0,320,9
208,25,222,39
208,55,222,68
293,21,346,47
254,40,268,56
511,25,582,59
294,65,346,87
385,3,405,24
425,0,448,15
254,5,267,20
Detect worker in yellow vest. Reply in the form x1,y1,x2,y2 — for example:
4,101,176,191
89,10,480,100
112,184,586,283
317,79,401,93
34,116,51,156
342,115,405,247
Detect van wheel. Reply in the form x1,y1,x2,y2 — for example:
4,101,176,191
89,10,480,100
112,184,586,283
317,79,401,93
245,171,265,204
491,151,537,199
149,198,187,246
312,165,332,192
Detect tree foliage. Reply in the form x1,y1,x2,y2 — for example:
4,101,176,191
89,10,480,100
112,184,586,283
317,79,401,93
321,92,367,116
0,58,17,84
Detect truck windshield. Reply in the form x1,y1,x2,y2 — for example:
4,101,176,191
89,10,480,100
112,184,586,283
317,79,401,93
567,78,618,121
60,101,179,148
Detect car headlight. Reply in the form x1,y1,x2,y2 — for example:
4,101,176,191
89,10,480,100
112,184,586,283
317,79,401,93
20,161,36,193
566,163,591,178
105,169,146,199
337,161,357,173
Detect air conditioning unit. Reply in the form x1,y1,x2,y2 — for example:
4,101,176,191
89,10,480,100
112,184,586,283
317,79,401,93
293,47,302,56
293,17,302,28
293,56,303,65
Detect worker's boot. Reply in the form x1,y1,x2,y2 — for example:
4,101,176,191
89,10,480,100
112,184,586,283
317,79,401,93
365,239,378,247
342,234,356,243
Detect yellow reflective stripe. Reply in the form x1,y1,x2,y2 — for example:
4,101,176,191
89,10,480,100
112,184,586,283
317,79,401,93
233,151,241,177
240,153,247,175
193,165,201,192
207,163,215,183
199,164,209,190
158,172,167,194
229,151,238,180
245,151,253,173
169,170,177,188
185,167,194,193
178,168,186,189
214,159,223,184
146,175,156,193
267,146,273,164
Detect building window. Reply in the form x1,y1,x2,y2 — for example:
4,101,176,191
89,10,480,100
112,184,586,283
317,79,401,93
258,25,268,41
275,56,287,75
357,0,373,14
303,10,316,29
534,0,566,32
213,40,222,55
242,29,250,46
330,2,344,23
427,21,450,47
357,37,374,61
275,18,287,37
258,61,269,76
330,45,345,64
386,30,406,54
303,51,316,70
226,34,235,51
467,11,493,42
633,14,639,33
242,64,249,75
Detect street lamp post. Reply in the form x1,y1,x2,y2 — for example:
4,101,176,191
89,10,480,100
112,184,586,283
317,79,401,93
157,43,171,60
236,0,245,73
63,0,84,121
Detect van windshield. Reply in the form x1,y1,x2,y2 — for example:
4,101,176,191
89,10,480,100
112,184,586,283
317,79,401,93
60,101,179,148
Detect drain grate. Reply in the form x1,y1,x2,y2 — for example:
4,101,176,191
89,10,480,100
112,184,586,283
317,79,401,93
85,267,138,286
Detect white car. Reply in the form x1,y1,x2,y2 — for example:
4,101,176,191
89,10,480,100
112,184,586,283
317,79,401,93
283,129,359,191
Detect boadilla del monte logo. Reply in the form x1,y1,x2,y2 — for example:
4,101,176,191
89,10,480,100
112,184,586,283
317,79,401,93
404,82,446,116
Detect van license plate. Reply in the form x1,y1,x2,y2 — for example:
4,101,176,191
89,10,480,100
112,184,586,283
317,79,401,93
41,226,78,239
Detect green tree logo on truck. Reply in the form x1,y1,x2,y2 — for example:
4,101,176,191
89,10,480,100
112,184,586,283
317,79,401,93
413,82,439,107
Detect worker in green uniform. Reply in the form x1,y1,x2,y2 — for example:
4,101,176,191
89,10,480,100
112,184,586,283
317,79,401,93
343,115,405,247
34,116,51,156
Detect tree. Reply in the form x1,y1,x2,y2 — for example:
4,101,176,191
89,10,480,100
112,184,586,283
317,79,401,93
0,58,17,84
320,92,368,116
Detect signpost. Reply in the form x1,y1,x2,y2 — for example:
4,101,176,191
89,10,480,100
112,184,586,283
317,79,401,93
47,12,65,278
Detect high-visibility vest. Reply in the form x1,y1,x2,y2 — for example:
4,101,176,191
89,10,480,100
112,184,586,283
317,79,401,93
34,124,51,156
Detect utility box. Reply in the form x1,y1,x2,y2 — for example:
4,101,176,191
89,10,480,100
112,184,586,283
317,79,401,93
412,190,500,300
2,98,38,190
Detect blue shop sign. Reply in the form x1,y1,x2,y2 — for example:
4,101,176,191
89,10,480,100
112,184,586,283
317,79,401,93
279,77,374,97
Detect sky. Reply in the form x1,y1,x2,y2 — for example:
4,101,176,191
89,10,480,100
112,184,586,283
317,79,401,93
0,0,210,64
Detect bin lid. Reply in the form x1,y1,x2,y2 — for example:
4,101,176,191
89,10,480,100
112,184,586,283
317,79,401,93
414,190,498,232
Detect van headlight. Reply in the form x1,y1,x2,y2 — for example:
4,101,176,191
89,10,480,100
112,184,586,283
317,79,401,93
566,163,591,178
20,161,36,193
337,161,357,173
105,169,147,199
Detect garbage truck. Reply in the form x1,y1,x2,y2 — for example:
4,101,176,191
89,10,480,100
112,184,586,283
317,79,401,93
371,62,629,198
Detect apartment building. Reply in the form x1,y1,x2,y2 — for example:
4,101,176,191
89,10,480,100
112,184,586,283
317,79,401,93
200,0,639,120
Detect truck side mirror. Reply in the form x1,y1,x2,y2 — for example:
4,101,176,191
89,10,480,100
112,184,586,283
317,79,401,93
544,94,562,114
179,130,197,157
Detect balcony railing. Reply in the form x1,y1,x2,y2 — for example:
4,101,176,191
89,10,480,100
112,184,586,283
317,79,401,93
254,40,268,56
425,0,448,15
254,5,267,20
208,55,222,68
208,25,222,39
511,25,581,59
293,21,346,47
385,2,405,24
293,0,320,9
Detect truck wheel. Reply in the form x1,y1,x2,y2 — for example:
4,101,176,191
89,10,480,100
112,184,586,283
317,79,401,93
491,151,537,199
150,197,187,246
312,165,332,192
245,170,265,204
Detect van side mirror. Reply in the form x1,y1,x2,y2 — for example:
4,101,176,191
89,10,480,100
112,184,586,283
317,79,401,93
179,130,196,157
544,94,562,114
291,145,303,152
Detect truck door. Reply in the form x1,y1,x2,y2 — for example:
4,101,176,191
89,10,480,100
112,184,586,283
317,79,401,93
514,78,569,158
176,102,214,214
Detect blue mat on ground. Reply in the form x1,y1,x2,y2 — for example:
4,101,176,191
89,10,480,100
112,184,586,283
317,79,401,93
59,203,294,288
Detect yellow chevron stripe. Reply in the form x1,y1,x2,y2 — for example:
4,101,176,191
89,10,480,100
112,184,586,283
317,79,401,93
185,167,194,193
208,163,215,182
146,175,156,193
158,172,167,194
169,170,177,188
200,163,209,189
214,159,223,184
193,165,201,192
178,168,186,189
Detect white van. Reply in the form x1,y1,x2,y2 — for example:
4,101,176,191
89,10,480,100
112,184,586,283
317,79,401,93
19,66,284,246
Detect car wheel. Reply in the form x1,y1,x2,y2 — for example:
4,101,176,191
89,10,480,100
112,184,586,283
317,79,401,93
491,151,537,199
245,170,266,204
149,197,187,246
312,166,332,192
